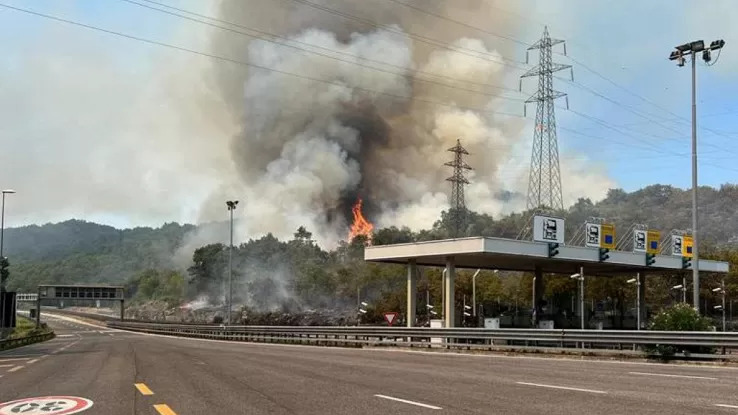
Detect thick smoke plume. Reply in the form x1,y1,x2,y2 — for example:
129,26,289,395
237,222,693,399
200,0,611,247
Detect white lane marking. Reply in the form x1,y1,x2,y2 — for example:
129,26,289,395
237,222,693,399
27,358,39,364
8,366,24,372
629,371,717,380
0,364,13,367
374,394,442,410
57,334,74,337
715,404,738,409
0,357,32,362
516,382,607,394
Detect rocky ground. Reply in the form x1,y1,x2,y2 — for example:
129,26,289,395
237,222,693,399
68,301,360,326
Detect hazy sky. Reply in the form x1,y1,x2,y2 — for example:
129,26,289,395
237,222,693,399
0,0,736,231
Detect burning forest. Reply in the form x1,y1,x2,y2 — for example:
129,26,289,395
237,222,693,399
117,0,616,322
202,0,556,248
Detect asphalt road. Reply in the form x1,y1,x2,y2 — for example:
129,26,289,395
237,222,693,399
2,314,738,414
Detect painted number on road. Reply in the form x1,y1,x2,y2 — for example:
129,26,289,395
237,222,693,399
0,397,93,415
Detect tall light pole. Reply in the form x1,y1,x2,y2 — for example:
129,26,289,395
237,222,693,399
669,39,725,313
0,189,15,260
225,200,238,325
440,268,446,320
0,189,15,335
627,277,641,330
571,270,584,329
713,279,726,331
682,275,687,303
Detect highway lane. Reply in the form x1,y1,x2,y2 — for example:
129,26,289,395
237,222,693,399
2,314,738,414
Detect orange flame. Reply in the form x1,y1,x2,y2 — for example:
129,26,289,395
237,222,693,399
348,198,373,244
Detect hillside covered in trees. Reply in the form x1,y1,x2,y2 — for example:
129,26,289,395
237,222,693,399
4,184,738,326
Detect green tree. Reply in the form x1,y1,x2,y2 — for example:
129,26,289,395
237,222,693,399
127,269,185,307
187,243,226,296
293,226,313,243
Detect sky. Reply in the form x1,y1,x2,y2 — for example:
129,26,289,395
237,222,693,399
0,0,736,234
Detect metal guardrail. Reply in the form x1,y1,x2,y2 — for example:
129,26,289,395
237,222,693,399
0,332,55,351
106,321,738,349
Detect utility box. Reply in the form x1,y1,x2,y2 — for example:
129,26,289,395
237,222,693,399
538,320,554,329
484,318,500,329
430,319,444,345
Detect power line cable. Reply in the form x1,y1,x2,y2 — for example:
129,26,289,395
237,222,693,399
120,0,525,102
384,0,530,47
560,53,738,149
563,108,738,173
385,0,736,151
295,0,735,156
288,0,528,70
6,2,736,176
0,3,527,122
383,0,684,125
557,75,738,157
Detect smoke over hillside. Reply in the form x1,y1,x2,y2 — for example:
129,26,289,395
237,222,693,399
0,0,613,248
194,0,613,247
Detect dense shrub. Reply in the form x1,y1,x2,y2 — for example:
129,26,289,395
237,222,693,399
646,303,715,358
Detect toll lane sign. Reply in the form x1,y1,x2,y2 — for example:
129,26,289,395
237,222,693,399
633,230,647,252
585,223,616,249
671,235,684,256
646,230,660,254
600,224,615,249
682,235,694,258
533,215,565,244
585,223,601,248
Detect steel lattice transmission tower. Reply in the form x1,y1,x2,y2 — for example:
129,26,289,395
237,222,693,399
444,139,472,237
520,26,572,211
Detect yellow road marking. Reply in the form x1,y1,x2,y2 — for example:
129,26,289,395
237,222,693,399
134,383,154,396
153,404,177,415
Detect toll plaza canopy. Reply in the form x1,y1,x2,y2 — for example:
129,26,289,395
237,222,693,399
364,237,729,328
364,236,728,275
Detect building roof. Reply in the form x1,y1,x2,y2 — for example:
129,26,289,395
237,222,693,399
364,237,729,275
38,284,124,289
